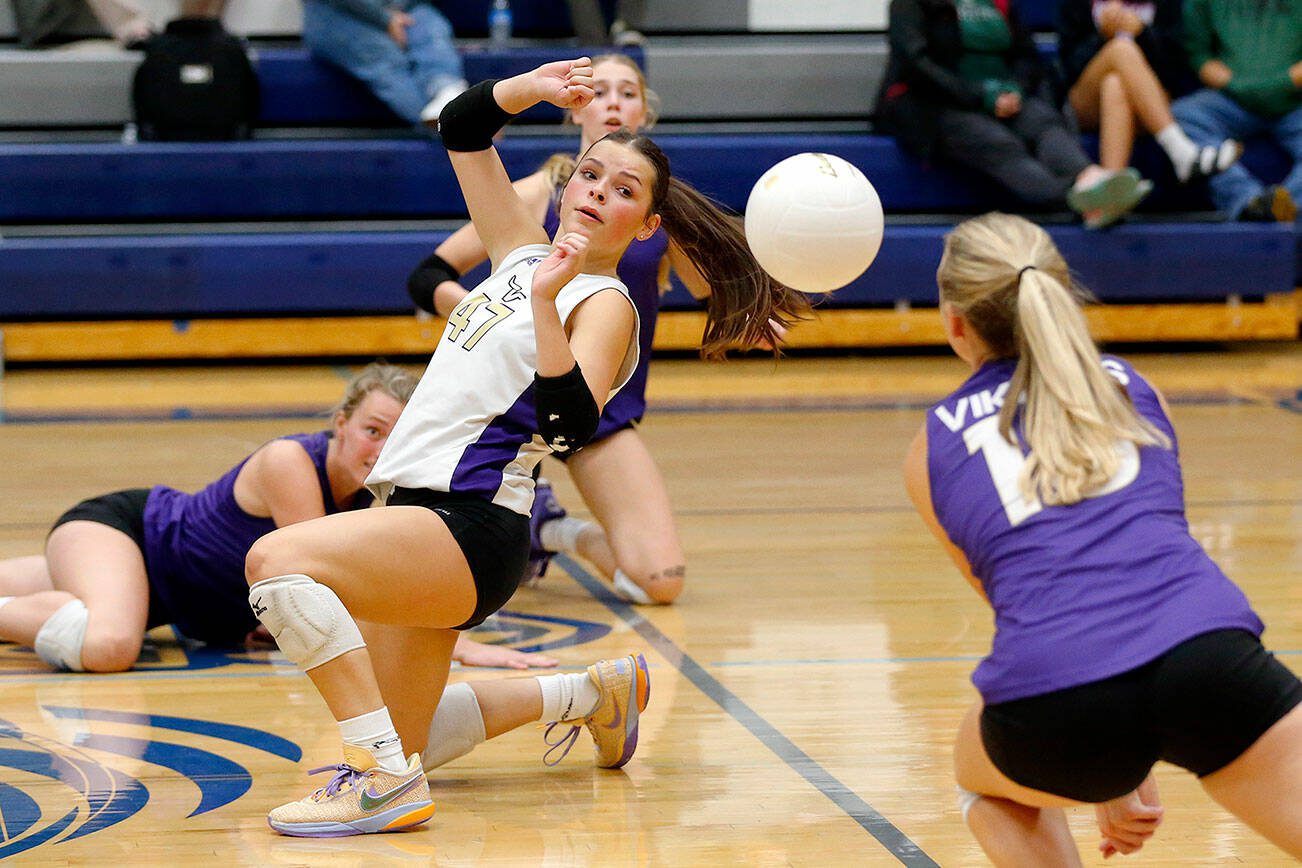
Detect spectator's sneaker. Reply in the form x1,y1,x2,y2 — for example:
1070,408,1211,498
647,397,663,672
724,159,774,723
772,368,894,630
1084,179,1153,229
419,79,469,126
267,745,434,837
610,19,646,46
1067,168,1142,216
524,479,567,585
1237,186,1298,223
1177,140,1242,183
542,653,651,769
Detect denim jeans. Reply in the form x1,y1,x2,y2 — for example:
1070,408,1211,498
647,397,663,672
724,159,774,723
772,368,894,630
1172,88,1302,219
302,1,465,125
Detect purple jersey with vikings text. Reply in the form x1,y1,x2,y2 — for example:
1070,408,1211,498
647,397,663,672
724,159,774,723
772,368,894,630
926,356,1262,704
545,200,668,440
142,431,370,646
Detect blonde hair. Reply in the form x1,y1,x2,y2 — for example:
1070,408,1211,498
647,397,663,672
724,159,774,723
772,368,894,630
542,54,661,189
937,213,1169,505
332,362,417,418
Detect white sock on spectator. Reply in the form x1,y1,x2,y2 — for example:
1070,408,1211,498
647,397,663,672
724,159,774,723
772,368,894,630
1156,124,1199,181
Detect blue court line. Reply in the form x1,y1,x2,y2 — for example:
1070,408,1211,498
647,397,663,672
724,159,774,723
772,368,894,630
553,554,940,867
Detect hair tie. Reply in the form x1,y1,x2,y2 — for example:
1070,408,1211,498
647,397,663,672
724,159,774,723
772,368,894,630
1017,265,1037,281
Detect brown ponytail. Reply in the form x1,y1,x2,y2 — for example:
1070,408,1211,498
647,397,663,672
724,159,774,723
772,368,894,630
585,129,810,358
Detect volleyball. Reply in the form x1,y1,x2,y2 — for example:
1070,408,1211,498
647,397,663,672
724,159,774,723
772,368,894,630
744,153,884,293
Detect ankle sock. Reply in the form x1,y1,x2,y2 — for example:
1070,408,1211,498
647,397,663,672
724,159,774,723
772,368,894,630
340,707,408,773
1156,124,1198,181
540,516,591,554
537,671,601,722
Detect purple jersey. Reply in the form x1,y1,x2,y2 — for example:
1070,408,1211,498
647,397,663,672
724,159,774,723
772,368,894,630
544,199,669,439
142,431,370,645
926,356,1262,704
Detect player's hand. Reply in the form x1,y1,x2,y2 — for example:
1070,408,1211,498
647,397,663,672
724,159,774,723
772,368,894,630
534,58,594,111
532,232,590,302
1095,777,1163,858
387,10,413,49
453,636,559,669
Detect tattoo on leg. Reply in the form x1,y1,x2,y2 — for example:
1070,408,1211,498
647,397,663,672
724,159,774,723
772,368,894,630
647,565,686,583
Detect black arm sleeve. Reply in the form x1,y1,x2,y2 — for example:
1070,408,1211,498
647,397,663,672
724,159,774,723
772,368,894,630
406,252,461,315
534,363,600,455
437,79,512,152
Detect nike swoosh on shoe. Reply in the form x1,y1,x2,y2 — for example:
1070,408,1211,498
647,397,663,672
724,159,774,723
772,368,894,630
357,773,424,813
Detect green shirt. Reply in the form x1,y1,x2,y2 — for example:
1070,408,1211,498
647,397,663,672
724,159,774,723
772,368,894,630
1184,0,1302,117
956,0,1022,112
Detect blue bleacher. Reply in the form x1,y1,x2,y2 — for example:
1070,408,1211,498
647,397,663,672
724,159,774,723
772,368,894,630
0,132,1292,223
1,221,1294,321
0,16,1296,334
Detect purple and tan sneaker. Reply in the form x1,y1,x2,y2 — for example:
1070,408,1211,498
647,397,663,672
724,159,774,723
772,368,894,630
267,745,434,837
524,478,568,585
542,653,651,769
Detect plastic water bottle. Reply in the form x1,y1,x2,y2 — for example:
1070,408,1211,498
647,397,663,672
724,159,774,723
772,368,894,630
489,0,512,47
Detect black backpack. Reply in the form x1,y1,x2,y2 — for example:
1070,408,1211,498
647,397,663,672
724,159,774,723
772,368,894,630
132,17,260,141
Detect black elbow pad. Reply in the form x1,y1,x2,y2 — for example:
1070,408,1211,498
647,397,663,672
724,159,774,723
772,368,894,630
407,252,461,314
535,363,600,454
438,79,511,152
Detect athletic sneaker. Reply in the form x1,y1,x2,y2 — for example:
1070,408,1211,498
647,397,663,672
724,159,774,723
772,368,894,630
267,745,435,837
525,479,567,585
542,653,651,769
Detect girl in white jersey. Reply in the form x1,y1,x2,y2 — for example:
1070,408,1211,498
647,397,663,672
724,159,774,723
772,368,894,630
243,58,803,838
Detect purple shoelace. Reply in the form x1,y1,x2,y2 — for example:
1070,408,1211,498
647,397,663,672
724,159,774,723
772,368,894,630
541,722,583,767
304,763,366,800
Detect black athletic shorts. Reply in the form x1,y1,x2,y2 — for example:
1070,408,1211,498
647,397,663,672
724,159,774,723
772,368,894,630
48,487,172,630
386,487,529,630
980,629,1302,802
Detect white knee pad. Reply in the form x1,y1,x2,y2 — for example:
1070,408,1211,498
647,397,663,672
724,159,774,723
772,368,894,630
248,574,365,671
34,599,89,672
957,786,982,824
422,682,487,772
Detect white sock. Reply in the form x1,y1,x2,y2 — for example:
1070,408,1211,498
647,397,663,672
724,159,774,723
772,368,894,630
612,570,655,604
1155,124,1198,181
537,672,601,723
539,517,591,554
339,707,408,773
1072,165,1112,190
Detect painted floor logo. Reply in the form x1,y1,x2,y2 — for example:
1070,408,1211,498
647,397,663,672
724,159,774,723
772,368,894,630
0,708,302,858
0,610,612,675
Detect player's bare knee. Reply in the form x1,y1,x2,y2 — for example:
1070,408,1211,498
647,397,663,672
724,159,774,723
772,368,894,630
80,628,143,672
245,533,295,585
620,564,685,604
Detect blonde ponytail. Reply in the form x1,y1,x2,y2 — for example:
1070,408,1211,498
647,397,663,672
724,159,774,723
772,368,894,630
938,213,1169,506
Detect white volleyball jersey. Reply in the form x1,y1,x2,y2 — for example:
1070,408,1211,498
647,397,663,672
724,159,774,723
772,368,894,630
368,244,639,515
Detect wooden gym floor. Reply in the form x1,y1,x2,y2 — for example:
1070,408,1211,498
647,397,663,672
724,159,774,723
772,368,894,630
0,344,1298,865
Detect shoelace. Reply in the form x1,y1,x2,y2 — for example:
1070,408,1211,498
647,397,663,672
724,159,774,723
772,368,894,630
304,763,366,801
541,721,583,767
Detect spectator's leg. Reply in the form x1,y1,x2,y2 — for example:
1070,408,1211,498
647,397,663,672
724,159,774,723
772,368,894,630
82,0,152,45
1097,73,1137,170
1272,104,1302,216
1173,89,1269,216
301,1,427,125
935,107,1074,208
1012,97,1094,184
566,0,609,44
404,4,467,98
